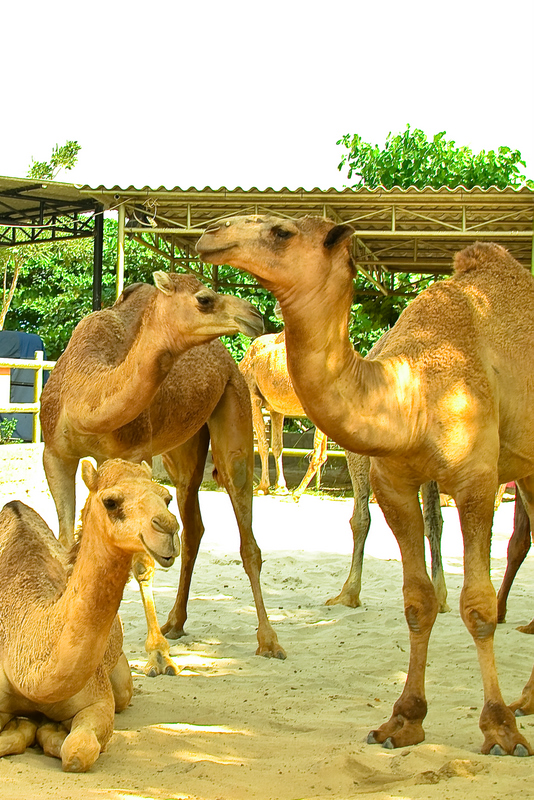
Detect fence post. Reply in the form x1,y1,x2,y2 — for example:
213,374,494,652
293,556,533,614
33,350,44,444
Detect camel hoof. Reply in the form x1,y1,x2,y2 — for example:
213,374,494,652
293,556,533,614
514,744,531,757
515,708,525,717
489,744,506,756
146,667,158,678
382,738,394,750
366,732,379,745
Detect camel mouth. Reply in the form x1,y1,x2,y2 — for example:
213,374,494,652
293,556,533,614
140,532,179,569
195,240,237,261
236,314,264,338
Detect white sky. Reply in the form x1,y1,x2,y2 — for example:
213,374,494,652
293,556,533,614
1,0,533,191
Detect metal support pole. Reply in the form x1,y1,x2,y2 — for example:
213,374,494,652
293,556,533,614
117,203,125,298
92,205,104,311
32,350,43,444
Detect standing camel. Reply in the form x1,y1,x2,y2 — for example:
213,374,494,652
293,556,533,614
239,329,329,498
241,328,449,611
197,215,534,756
40,272,286,678
0,459,179,772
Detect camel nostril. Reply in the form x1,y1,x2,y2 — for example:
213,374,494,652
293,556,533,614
205,223,221,234
152,516,179,536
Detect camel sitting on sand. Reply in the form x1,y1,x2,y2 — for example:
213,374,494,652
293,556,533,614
40,272,286,677
0,459,179,772
197,215,534,756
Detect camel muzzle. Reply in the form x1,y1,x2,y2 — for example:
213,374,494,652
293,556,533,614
141,517,180,568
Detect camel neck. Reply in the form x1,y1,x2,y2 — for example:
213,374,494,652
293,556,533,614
18,524,132,705
278,283,420,456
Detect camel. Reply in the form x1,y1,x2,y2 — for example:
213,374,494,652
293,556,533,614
497,489,532,628
40,272,286,678
0,458,179,772
239,329,329,498
196,215,534,756
240,327,450,611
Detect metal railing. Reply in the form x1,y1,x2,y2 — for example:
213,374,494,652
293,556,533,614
0,351,56,444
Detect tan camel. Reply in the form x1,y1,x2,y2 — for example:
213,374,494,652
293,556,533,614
240,329,450,611
239,329,329,498
197,215,534,756
40,272,286,678
0,458,179,772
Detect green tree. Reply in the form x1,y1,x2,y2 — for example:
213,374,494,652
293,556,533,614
27,140,81,181
337,125,533,190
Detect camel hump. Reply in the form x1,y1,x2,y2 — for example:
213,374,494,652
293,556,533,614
453,242,514,276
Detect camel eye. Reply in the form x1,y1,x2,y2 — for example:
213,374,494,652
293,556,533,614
103,497,118,511
272,226,294,241
196,293,214,311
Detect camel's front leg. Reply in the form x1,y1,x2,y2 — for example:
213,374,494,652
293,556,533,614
270,410,289,494
367,473,438,748
133,552,180,677
326,452,370,607
209,382,286,659
42,447,79,547
0,714,38,757
250,394,271,494
293,428,328,500
458,483,532,756
59,695,115,772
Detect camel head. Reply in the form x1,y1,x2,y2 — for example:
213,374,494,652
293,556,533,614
150,271,264,344
195,215,355,298
80,459,180,568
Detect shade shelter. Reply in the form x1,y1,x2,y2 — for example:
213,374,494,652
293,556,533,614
0,176,104,309
79,184,534,298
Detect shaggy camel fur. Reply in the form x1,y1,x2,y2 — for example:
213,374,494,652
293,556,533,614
197,215,534,756
40,272,285,677
239,329,329,498
0,459,179,772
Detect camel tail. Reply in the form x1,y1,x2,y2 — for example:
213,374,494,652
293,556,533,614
453,242,511,276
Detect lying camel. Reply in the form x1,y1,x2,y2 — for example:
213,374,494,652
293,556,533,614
239,329,329,498
197,215,534,756
40,272,285,677
0,459,179,772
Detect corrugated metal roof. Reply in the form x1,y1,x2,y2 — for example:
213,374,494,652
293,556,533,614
1,177,533,284
77,183,534,279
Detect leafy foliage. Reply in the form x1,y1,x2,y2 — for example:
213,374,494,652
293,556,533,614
27,141,81,181
337,126,534,190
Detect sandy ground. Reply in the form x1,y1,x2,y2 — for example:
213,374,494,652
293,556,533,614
1,469,534,800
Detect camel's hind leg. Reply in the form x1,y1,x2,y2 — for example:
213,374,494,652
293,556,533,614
421,480,449,613
160,424,211,640
208,381,286,659
293,428,328,501
496,488,531,625
326,451,371,607
455,475,531,755
507,478,534,718
42,447,79,547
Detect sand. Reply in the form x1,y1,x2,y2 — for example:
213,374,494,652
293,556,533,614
1,467,533,800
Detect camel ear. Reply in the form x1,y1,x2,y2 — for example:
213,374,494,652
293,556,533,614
81,460,98,492
141,460,153,478
323,224,354,249
153,271,175,296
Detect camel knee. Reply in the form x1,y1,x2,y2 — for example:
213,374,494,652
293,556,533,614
403,580,438,634
460,589,497,640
